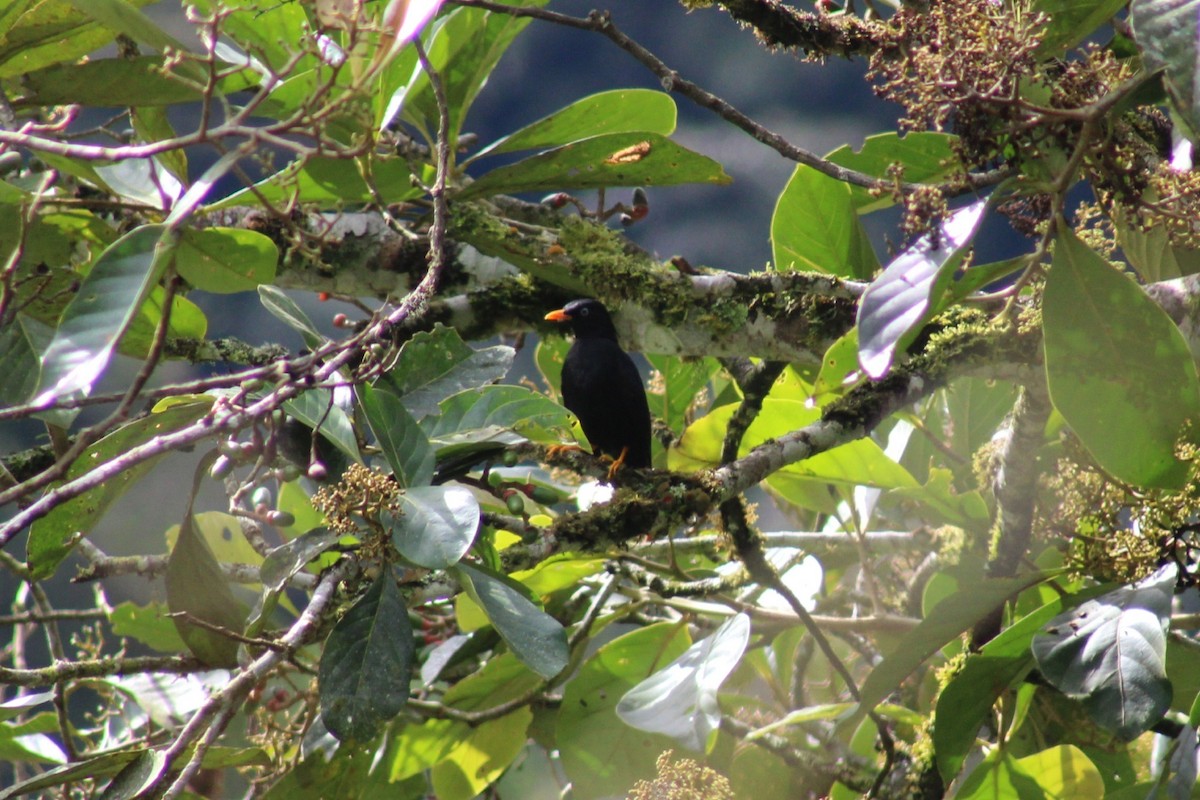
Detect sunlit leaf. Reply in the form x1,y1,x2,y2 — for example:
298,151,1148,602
1043,227,1200,488
459,132,731,200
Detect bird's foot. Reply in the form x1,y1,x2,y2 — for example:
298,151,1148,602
605,446,630,483
546,443,582,460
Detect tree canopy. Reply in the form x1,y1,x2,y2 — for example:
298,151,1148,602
4,0,1200,798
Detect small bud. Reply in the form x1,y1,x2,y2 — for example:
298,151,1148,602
332,313,349,328
502,450,519,468
318,292,331,301
541,192,570,208
209,455,234,479
308,461,328,481
505,491,525,515
487,470,504,488
268,510,296,527
251,486,272,508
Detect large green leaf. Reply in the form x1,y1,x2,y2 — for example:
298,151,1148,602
454,563,568,680
33,224,174,406
771,163,878,279
358,383,435,488
557,622,692,798
1031,566,1174,741
934,585,1110,782
378,325,515,420
14,55,257,107
422,385,574,454
0,315,39,408
26,399,213,580
210,154,420,211
319,572,414,742
0,0,156,79
827,132,962,213
388,485,479,569
1036,0,1128,56
165,481,249,668
108,601,187,654
1131,0,1200,136
644,353,721,435
176,228,277,293
281,388,362,464
1043,227,1200,488
477,89,677,157
669,399,918,490
956,746,1104,800
857,198,987,379
459,132,731,201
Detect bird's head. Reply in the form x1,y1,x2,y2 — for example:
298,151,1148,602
544,298,619,340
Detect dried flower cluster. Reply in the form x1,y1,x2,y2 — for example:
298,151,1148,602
626,751,735,800
312,463,401,535
868,0,1047,167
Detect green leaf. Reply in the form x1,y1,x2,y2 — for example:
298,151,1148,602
827,132,962,213
166,500,248,668
1131,0,1200,137
33,224,174,406
459,132,731,201
934,586,1109,782
257,285,324,350
857,198,987,380
210,154,420,210
0,0,156,79
358,383,435,488
557,622,692,798
644,353,721,435
26,399,213,580
319,573,414,742
97,749,166,800
616,614,750,750
16,55,257,107
176,228,277,293
670,399,918,490
1043,227,1200,489
387,1,548,140
0,750,142,799
850,572,1054,730
109,601,187,654
388,485,479,569
1032,565,1175,741
957,746,1103,800
124,284,208,358
422,385,575,453
1112,202,1200,281
771,163,879,279
479,88,677,157
260,528,340,593
282,389,362,464
811,329,860,402
378,325,515,420
1036,0,1128,56
455,563,568,680
430,706,532,800
0,315,40,408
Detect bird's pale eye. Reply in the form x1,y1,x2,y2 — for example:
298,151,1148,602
580,308,589,316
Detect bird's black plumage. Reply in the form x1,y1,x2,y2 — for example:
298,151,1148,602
544,299,652,472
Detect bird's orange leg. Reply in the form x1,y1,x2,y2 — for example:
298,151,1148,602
546,443,581,460
605,445,630,483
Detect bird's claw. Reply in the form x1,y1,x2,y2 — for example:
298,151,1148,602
546,443,582,460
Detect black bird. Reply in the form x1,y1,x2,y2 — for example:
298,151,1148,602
544,299,652,479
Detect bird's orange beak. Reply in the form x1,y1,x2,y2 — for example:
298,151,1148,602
544,309,570,322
